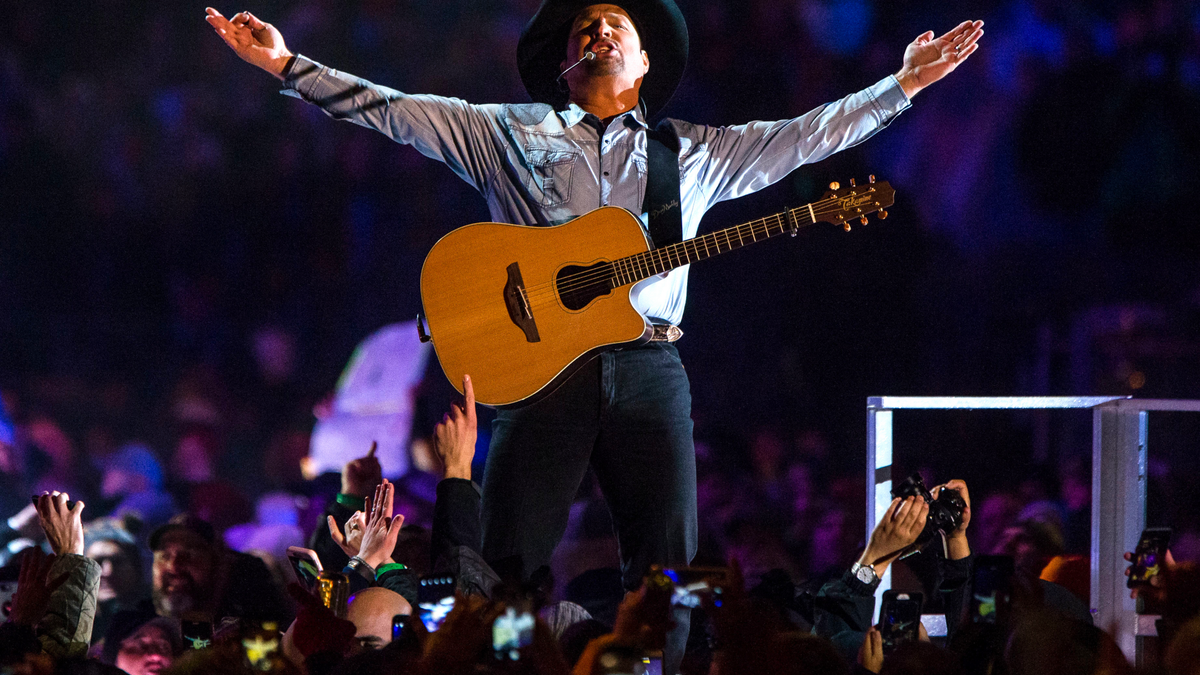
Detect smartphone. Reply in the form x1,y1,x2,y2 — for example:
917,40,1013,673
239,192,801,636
879,590,923,654
1127,528,1171,589
970,555,1014,625
659,567,728,608
286,546,323,593
642,654,663,675
181,620,213,650
417,575,456,632
0,580,17,621
492,606,535,660
392,614,409,641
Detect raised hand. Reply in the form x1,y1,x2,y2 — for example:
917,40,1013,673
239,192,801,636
35,491,85,556
860,496,930,574
1124,548,1177,599
341,441,383,499
894,20,984,98
358,480,403,569
8,547,68,627
933,479,972,560
204,8,294,80
327,510,366,558
433,375,477,480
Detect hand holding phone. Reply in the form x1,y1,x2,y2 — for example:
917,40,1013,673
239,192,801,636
418,575,456,632
879,591,923,654
1126,528,1171,589
492,606,535,661
286,546,323,593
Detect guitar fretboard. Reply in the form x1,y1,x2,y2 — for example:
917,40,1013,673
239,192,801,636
607,207,813,287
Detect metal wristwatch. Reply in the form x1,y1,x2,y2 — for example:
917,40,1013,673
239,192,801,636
850,562,879,585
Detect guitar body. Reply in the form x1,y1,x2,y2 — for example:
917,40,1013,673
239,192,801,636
420,207,655,408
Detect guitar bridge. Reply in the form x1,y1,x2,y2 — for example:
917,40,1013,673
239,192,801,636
504,262,540,343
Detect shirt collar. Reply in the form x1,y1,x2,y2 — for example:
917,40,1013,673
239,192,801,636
560,99,649,131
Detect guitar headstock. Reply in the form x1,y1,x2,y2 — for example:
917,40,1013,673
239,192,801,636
814,176,895,231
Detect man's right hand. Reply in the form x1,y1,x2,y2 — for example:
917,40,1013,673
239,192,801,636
35,491,85,556
433,375,477,481
204,8,294,80
341,442,383,498
860,496,929,575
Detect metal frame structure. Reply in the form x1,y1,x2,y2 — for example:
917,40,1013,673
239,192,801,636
866,396,1200,663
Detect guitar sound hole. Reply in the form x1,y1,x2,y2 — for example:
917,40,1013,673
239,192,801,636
556,262,613,311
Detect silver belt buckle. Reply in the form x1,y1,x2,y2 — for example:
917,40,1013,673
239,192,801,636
650,324,683,342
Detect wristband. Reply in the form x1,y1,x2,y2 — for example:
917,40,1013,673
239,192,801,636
347,556,376,579
336,493,366,511
374,562,407,578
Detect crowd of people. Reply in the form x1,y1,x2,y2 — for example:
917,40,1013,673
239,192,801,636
2,383,1199,675
4,0,1200,672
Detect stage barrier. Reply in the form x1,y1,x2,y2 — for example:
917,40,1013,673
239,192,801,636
865,396,1200,665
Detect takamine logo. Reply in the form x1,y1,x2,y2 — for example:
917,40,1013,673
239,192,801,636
839,194,874,210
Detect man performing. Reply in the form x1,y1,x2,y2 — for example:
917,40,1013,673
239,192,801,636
205,2,982,670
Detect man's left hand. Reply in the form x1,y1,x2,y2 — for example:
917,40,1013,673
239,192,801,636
895,20,984,98
933,479,972,560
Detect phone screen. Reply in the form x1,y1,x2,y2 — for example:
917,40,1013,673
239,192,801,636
286,547,323,593
880,591,922,653
181,621,213,650
1127,528,1171,588
418,575,456,632
971,555,1014,624
392,614,408,641
492,607,535,660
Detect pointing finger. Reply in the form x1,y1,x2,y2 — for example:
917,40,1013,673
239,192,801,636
463,375,476,423
366,441,377,459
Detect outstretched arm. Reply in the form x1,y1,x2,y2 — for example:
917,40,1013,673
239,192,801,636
894,20,985,98
204,8,294,79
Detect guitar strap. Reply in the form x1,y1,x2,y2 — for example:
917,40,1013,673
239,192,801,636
642,123,683,249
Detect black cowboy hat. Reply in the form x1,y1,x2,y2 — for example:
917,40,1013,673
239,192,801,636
517,0,689,116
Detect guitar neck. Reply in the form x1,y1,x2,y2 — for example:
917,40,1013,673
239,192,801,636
609,205,814,286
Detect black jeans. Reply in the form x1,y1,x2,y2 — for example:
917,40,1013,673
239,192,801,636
481,342,697,670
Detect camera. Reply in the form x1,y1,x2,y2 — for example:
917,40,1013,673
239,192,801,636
892,473,966,554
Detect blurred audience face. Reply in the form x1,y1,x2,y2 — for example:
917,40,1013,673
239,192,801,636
345,587,412,652
115,623,175,675
151,532,215,617
87,539,141,603
101,469,148,499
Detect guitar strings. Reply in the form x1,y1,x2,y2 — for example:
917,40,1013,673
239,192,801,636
524,199,873,306
520,193,879,306
520,195,850,301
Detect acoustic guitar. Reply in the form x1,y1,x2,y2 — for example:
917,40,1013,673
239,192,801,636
419,178,896,407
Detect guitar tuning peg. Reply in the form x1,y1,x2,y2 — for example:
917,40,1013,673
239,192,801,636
829,181,840,190
850,178,857,187
879,209,888,219
843,222,852,232
869,175,876,184
860,216,869,226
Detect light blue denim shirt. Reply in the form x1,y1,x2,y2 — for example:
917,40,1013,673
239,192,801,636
283,55,910,326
